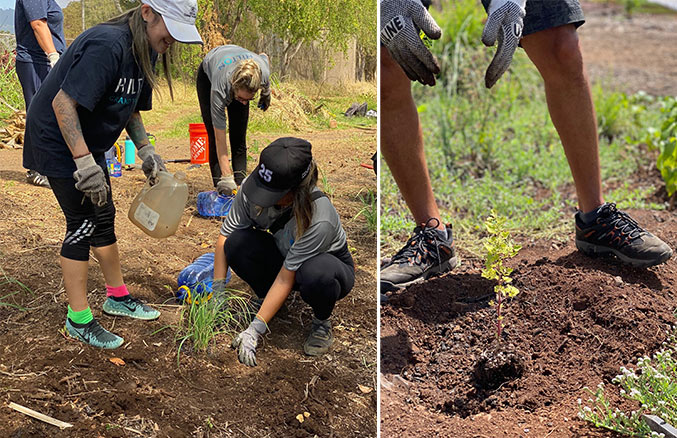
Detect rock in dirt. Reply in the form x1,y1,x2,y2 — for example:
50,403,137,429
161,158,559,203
473,342,526,390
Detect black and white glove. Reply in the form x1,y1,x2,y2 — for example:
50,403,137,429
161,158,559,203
137,144,166,185
482,0,527,88
231,317,267,367
73,154,109,207
216,175,237,196
380,0,441,86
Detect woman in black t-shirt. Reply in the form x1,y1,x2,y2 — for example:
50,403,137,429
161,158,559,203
22,0,202,349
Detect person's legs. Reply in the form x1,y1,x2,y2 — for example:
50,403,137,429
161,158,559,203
15,60,50,188
521,24,602,214
295,249,355,320
49,176,124,348
224,228,284,297
196,63,221,187
521,24,671,267
381,48,443,228
380,48,457,293
226,100,250,186
295,247,355,355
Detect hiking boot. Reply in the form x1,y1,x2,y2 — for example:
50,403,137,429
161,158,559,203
575,203,672,268
304,317,333,356
65,317,124,349
26,170,50,188
380,218,458,293
102,295,160,320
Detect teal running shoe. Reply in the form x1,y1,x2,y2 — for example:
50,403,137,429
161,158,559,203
65,318,124,349
102,295,161,320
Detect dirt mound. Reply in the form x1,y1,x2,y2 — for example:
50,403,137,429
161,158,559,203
381,208,677,437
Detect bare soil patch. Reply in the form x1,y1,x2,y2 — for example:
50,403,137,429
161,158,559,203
0,127,377,437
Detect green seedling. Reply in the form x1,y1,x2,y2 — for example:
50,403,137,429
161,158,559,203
481,211,521,340
352,189,377,234
173,288,251,366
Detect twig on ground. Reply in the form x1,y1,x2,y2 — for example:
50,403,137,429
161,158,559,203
8,401,73,429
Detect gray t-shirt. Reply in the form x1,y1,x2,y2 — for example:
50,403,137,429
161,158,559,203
220,182,347,271
202,45,271,130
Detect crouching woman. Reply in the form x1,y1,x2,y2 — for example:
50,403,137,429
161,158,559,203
213,137,354,366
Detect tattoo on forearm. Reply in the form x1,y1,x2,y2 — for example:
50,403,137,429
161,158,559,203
126,112,149,148
52,90,86,156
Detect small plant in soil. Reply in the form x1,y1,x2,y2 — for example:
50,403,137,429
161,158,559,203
579,329,677,437
172,288,251,365
481,211,522,340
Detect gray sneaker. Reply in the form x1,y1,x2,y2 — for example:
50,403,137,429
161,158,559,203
304,317,333,356
380,218,457,293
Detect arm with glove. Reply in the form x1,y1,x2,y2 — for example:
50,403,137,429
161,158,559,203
52,89,109,206
380,0,442,86
29,18,59,67
481,0,527,88
257,52,271,111
126,112,166,185
231,266,295,367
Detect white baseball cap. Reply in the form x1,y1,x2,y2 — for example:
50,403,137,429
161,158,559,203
143,0,203,44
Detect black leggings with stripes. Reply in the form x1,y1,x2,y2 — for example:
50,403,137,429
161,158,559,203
48,173,117,261
224,228,355,320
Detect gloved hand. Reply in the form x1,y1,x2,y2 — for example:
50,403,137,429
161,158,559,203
47,52,59,68
137,144,166,185
380,0,442,86
231,317,267,367
481,0,527,88
216,175,237,196
73,154,109,207
258,90,271,111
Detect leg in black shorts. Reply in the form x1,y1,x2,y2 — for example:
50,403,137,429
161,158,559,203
48,172,117,261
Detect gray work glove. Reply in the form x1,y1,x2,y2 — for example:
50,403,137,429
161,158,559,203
137,144,166,185
216,175,237,196
47,52,59,68
482,0,527,88
380,0,442,86
231,316,267,367
258,90,271,111
73,154,109,207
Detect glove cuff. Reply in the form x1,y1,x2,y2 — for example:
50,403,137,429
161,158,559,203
251,316,268,335
137,144,156,160
220,175,235,183
74,153,96,170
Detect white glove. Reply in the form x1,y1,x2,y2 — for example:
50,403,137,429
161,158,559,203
482,0,527,88
47,52,59,68
73,154,109,207
380,0,441,86
216,175,237,196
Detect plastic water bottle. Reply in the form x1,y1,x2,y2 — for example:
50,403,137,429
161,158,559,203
106,157,122,177
176,252,231,302
196,191,234,217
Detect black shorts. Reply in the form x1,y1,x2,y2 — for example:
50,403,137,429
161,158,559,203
481,0,585,36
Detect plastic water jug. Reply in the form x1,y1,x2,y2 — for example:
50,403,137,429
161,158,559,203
128,171,188,238
176,252,231,302
196,191,234,217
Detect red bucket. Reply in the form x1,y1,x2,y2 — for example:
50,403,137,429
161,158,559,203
189,123,209,164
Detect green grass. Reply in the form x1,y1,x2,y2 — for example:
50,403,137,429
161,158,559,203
352,188,377,234
166,287,251,366
0,51,24,124
380,0,669,256
0,268,33,311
